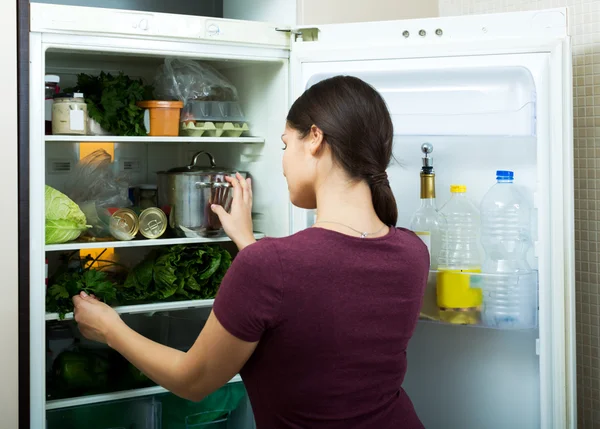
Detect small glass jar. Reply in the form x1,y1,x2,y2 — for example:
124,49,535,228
138,184,158,209
44,75,60,135
52,93,88,135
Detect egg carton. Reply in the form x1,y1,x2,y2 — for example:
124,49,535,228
180,122,250,138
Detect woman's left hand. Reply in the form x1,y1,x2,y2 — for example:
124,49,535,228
72,291,124,345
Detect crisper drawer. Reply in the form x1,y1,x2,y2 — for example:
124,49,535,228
159,382,252,429
46,396,161,429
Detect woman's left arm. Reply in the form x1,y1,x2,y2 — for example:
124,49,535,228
73,292,257,402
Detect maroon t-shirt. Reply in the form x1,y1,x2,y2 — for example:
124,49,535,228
213,227,429,429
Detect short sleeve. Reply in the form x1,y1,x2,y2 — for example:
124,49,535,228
213,239,283,342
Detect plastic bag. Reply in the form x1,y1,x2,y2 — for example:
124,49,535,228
154,58,238,103
65,149,131,237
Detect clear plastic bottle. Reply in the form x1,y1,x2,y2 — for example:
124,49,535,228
480,170,536,329
436,185,482,324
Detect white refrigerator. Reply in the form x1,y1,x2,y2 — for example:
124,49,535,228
27,3,575,429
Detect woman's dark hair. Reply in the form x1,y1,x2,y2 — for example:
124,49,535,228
286,75,398,226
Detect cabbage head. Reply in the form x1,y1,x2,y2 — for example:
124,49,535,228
45,185,89,244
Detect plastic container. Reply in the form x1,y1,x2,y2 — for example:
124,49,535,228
52,93,87,135
436,184,483,324
160,383,245,429
480,170,537,329
180,122,249,138
181,101,245,123
137,100,184,136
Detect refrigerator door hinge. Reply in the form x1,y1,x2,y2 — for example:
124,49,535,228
535,338,540,356
276,27,319,42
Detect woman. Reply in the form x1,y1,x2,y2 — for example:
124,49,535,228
73,76,429,428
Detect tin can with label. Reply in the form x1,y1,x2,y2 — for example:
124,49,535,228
138,207,167,239
109,208,139,241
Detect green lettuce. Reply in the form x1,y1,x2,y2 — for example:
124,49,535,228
119,244,232,303
45,185,90,244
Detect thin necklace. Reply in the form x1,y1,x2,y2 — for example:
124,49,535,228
313,221,388,239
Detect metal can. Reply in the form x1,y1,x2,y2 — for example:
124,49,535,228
138,207,167,239
109,208,139,241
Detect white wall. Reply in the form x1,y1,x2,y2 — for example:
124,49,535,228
224,0,296,25
32,0,222,16
297,0,438,24
0,0,18,426
223,0,438,26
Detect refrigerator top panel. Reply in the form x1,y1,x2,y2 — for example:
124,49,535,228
295,8,568,47
30,3,567,54
29,2,290,48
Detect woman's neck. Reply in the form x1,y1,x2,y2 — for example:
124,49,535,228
313,172,387,236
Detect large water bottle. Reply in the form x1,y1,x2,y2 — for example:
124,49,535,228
437,185,483,325
480,170,536,329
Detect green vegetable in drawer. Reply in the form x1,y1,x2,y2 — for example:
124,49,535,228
52,350,110,391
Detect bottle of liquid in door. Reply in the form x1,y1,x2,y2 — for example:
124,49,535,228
437,185,483,325
480,170,536,329
410,143,446,269
410,143,446,320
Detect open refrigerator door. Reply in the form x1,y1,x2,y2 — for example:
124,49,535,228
289,9,574,429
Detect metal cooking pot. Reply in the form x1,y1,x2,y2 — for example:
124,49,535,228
159,151,245,238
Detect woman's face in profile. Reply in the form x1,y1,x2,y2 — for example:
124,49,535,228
281,125,318,210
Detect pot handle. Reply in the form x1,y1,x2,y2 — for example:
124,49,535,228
189,151,216,169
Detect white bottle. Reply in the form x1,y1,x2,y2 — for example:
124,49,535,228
480,170,536,329
436,185,482,324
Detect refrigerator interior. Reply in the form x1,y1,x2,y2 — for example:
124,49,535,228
44,49,290,238
40,47,290,427
295,56,547,429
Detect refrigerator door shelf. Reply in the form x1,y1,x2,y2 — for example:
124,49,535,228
420,270,539,330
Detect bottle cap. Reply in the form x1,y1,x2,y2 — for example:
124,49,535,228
496,170,514,180
450,185,467,193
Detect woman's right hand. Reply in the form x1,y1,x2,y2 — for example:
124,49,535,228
211,173,256,251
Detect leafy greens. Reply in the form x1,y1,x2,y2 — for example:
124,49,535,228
119,245,232,303
68,72,153,136
47,269,118,319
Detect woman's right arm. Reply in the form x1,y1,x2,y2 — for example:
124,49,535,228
211,173,256,251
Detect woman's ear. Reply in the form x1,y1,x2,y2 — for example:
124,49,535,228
308,125,325,156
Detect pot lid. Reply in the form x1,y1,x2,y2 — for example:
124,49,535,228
166,151,235,174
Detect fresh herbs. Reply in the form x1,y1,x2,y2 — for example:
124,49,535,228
68,72,153,136
119,245,232,303
46,269,118,319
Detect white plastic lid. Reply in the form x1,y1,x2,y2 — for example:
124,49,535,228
45,75,60,83
139,184,158,190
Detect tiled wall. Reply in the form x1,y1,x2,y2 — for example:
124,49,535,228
439,0,600,427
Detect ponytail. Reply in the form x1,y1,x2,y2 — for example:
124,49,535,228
368,173,398,226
